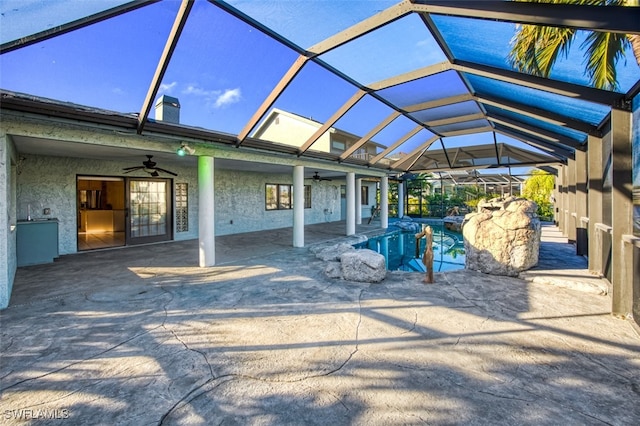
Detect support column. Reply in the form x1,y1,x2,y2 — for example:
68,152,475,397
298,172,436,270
588,134,604,273
198,155,215,267
562,165,569,236
611,107,634,317
575,149,588,256
346,172,355,236
356,178,362,225
556,165,564,231
293,165,304,248
0,132,17,309
567,158,577,243
380,176,389,229
398,180,404,218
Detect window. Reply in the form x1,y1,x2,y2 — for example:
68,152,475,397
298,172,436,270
175,183,188,232
266,184,279,210
279,184,291,209
331,140,346,153
304,185,311,209
266,184,311,210
361,186,369,205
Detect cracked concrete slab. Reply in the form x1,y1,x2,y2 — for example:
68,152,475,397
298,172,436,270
1,222,639,425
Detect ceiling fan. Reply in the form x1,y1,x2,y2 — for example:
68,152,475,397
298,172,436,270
312,171,331,182
122,155,177,177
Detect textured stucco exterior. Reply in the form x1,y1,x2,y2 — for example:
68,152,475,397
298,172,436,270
16,154,200,255
214,168,342,235
15,154,346,256
0,110,387,309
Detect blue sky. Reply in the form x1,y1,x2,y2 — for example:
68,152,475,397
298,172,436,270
1,0,638,163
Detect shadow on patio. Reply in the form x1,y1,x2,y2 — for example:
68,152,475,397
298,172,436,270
1,222,638,424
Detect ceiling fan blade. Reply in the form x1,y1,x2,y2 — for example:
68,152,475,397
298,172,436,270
122,167,143,174
122,166,144,171
154,167,178,176
150,170,159,177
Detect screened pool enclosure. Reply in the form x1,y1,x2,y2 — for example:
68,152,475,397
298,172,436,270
0,1,638,322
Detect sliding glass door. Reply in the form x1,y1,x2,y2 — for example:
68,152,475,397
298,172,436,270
127,179,173,245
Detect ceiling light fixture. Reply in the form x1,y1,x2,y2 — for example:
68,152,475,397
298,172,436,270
176,143,195,156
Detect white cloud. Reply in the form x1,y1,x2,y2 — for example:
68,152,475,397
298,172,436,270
160,81,177,93
182,84,212,96
178,84,241,109
214,88,241,108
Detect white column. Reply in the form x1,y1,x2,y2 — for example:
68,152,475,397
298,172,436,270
293,165,304,248
198,155,215,267
380,176,389,229
397,180,404,218
0,131,14,309
356,178,362,225
346,172,356,236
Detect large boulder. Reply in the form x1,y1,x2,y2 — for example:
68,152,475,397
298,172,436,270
443,215,464,232
324,261,343,279
340,249,386,283
463,196,541,276
313,243,355,261
394,216,421,232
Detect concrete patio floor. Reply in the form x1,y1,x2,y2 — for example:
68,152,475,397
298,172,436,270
1,221,639,425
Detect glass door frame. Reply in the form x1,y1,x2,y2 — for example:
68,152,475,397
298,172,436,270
126,177,173,246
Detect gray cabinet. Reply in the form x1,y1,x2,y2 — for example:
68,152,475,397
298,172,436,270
17,219,59,266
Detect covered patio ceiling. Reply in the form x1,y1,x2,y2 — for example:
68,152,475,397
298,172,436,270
1,0,639,175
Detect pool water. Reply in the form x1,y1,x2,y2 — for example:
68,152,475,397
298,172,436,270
354,225,465,272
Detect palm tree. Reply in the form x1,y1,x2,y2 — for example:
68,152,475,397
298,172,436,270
508,0,640,91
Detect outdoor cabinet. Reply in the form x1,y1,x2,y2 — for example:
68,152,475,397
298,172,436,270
17,219,59,266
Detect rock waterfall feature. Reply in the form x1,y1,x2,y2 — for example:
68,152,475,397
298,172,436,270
463,196,541,276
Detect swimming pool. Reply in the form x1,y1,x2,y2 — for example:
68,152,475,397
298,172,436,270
354,224,465,272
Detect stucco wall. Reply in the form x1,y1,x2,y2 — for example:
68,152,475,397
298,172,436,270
16,154,200,255
212,168,342,235
15,154,344,256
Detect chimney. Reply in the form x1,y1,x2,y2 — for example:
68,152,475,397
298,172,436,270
155,95,180,124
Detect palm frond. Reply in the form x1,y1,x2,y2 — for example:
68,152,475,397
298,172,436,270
508,25,546,75
582,31,629,90
508,25,575,78
509,0,635,89
629,34,640,68
534,27,576,77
